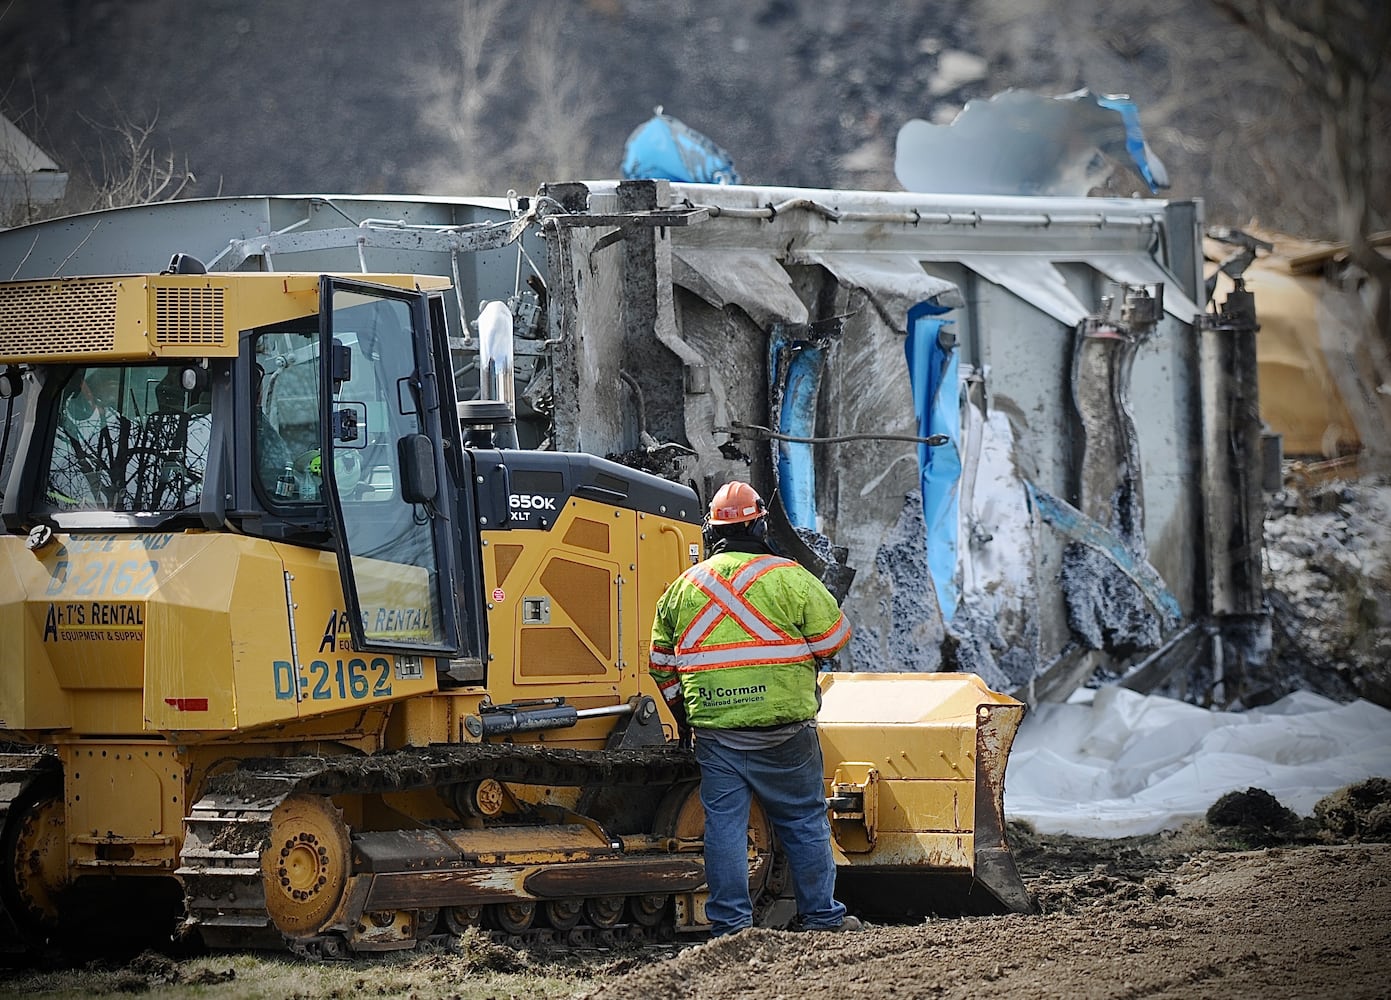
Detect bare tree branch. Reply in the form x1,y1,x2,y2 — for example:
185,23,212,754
53,219,100,277
79,110,195,210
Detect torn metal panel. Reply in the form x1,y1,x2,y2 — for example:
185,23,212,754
952,255,1091,326
670,249,808,328
895,88,1169,197
0,180,1249,705
846,491,947,674
1025,483,1182,629
1049,286,1173,657
810,271,943,667
792,251,963,328
1071,290,1153,549
549,220,629,455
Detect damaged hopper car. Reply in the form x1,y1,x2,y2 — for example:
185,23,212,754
0,180,1261,953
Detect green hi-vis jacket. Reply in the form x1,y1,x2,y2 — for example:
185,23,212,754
649,550,852,730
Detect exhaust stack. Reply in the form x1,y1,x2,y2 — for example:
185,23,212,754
460,300,519,448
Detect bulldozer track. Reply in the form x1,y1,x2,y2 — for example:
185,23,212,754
178,797,282,949
0,753,63,950
178,743,703,954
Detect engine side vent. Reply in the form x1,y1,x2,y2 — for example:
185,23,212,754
540,557,612,657
153,285,226,346
562,517,611,553
0,281,118,357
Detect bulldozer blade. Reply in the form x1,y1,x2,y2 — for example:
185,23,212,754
816,672,1035,919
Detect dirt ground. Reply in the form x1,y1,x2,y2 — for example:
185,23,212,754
588,836,1391,1000
3,825,1387,1000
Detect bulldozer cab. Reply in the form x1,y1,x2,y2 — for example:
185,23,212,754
0,271,483,667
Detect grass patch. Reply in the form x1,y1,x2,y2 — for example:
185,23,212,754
0,940,608,1000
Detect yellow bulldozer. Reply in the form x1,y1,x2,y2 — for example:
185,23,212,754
0,262,1028,956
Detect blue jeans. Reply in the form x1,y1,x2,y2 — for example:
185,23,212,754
694,727,847,936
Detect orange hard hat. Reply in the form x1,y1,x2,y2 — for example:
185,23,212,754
708,481,765,524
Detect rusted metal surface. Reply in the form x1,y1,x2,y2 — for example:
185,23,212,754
362,858,705,911
973,701,1025,852
352,829,462,872
442,824,613,863
970,701,1033,913
524,859,705,897
346,907,416,952
178,746,709,952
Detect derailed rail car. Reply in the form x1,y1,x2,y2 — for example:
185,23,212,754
0,181,1264,705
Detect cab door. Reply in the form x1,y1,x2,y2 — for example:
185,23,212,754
319,278,460,656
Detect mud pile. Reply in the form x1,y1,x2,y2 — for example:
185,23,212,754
1206,779,1391,845
1313,777,1391,841
1205,787,1303,845
3,819,1388,999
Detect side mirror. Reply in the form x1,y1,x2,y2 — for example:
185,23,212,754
397,433,437,504
332,405,363,443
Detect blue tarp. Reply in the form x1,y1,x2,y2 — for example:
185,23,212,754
770,334,826,530
621,113,741,185
905,303,961,622
1094,94,1169,192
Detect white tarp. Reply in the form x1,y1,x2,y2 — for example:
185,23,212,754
1004,686,1391,837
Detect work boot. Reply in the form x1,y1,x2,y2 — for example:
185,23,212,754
796,915,864,932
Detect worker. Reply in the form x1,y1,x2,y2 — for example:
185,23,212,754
649,480,861,936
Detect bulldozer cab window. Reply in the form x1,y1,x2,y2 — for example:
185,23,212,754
252,328,395,505
45,364,210,513
253,329,323,504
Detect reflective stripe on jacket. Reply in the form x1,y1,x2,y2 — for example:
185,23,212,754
649,550,851,729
